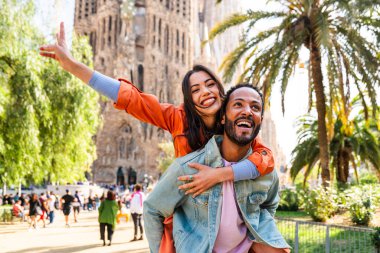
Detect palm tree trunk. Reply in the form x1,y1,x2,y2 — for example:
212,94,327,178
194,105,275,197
310,14,330,186
342,149,350,183
336,150,344,183
350,154,360,184
337,149,350,183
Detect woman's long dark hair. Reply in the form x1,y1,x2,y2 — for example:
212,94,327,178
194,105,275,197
182,65,225,151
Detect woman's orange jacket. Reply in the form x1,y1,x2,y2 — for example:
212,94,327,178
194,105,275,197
114,79,275,252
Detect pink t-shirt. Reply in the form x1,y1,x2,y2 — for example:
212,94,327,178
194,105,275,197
213,161,253,253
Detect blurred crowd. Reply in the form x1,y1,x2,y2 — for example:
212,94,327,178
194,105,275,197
0,184,153,232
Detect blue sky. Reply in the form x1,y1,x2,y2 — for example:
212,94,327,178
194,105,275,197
33,0,75,47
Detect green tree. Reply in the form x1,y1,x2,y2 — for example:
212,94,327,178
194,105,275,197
38,34,100,184
0,0,101,188
208,0,380,186
0,0,44,188
156,142,175,173
290,113,380,185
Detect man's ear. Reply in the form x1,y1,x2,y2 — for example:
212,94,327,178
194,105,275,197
221,114,225,125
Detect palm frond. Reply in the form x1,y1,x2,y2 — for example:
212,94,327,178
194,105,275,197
219,41,252,83
336,28,380,116
337,26,380,77
207,11,287,44
290,137,319,180
280,45,300,114
314,10,332,48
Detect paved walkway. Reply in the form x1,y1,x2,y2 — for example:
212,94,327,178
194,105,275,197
0,210,150,253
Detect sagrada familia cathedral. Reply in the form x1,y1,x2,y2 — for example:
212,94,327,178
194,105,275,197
73,0,287,186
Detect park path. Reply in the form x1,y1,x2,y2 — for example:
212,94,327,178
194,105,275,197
0,210,149,253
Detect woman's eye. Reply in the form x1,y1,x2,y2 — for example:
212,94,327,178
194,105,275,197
207,82,216,87
234,102,242,107
191,89,199,94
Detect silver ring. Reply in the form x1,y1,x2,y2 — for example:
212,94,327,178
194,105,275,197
189,175,193,180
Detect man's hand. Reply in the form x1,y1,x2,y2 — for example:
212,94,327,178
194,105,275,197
177,163,233,198
39,22,74,72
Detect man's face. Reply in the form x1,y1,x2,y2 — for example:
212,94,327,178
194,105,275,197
221,87,263,146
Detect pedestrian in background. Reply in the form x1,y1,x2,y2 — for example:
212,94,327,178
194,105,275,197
12,200,25,221
47,194,56,224
94,194,100,210
74,191,82,210
88,195,95,211
130,184,145,241
60,189,75,227
19,193,26,207
98,190,118,246
38,197,48,228
28,193,42,230
72,198,80,223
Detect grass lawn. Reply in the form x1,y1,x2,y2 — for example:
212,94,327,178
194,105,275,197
276,212,376,253
276,210,310,220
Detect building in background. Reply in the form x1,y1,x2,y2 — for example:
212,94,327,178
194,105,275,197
73,0,286,186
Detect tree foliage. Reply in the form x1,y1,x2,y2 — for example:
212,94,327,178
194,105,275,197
156,142,175,173
0,0,101,187
208,0,380,186
290,110,380,185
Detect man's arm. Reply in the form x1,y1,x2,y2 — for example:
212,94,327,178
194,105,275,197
260,171,280,217
143,161,186,253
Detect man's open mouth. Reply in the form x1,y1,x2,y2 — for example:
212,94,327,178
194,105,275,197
235,118,254,129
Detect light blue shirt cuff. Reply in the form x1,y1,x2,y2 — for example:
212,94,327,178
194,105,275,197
232,160,260,181
88,71,120,101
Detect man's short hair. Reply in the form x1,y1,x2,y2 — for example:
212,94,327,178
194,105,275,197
66,189,69,193
221,83,264,117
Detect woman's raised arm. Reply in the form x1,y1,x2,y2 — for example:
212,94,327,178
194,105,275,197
39,22,93,84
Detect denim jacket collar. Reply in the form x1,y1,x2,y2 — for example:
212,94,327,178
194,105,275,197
204,135,252,167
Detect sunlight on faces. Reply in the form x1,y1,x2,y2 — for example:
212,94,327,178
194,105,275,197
222,87,263,146
189,71,222,118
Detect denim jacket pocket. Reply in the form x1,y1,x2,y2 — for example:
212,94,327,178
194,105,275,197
246,192,268,218
192,192,210,207
248,191,267,205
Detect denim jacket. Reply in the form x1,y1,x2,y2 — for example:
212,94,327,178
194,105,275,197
144,136,290,253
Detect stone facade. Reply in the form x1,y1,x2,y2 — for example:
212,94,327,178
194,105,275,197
74,0,286,186
260,112,288,186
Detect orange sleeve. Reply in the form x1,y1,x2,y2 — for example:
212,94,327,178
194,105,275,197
113,79,183,135
248,136,275,176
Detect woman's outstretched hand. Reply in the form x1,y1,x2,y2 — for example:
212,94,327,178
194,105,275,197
177,163,234,198
39,22,74,71
39,22,93,83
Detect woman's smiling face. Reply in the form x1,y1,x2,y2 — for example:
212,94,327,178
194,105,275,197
189,71,222,118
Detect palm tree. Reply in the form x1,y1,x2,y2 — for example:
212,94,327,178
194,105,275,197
290,114,380,185
208,0,380,186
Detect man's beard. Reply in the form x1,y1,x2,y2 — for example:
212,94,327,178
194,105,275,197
224,116,261,146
